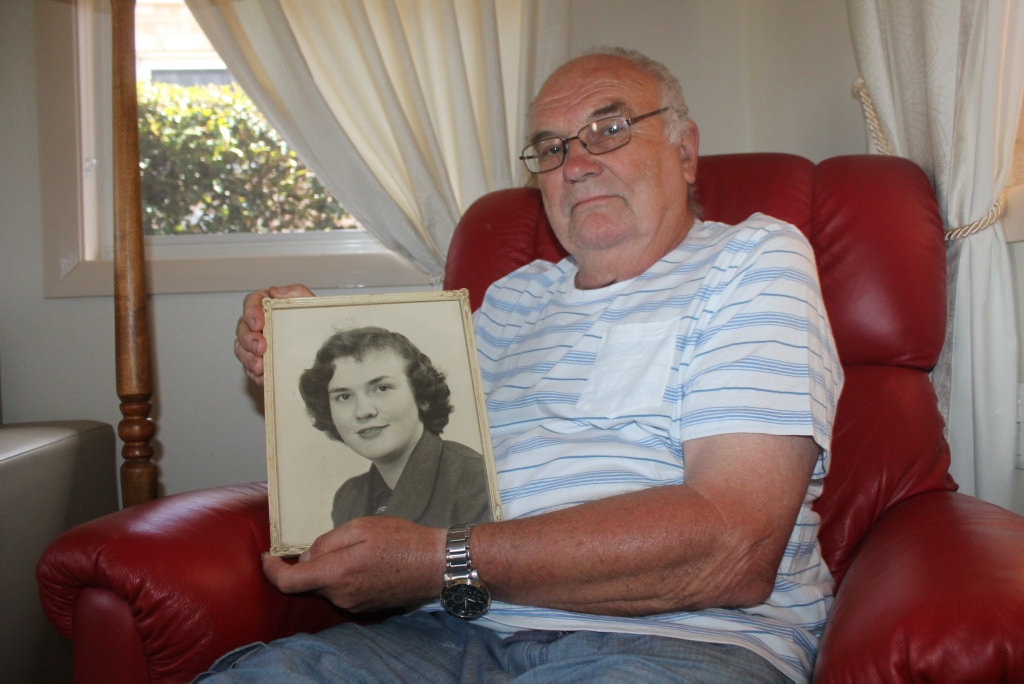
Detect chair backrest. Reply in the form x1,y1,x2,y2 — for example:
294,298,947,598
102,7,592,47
444,153,957,586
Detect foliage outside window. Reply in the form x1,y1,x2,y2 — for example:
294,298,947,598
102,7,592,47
137,81,353,236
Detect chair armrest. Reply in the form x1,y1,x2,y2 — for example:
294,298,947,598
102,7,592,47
36,483,346,683
814,491,1024,682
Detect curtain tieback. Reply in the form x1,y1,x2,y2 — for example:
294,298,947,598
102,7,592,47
852,77,894,156
853,76,1008,242
944,193,1008,241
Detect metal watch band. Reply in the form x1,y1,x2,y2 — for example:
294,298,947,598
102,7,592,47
444,523,479,583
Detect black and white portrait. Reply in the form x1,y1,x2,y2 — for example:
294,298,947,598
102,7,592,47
263,291,500,556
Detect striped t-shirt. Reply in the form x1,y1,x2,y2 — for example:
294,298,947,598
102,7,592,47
469,213,843,683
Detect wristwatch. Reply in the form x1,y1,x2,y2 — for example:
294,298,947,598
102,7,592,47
440,523,491,619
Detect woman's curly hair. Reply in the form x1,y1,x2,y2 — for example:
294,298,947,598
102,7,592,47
299,326,453,442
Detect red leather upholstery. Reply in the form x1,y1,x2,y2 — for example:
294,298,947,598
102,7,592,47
37,154,1024,682
37,484,346,682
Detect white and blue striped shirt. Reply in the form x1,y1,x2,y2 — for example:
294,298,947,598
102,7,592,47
470,214,843,683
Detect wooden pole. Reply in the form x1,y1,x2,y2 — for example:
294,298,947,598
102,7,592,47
111,0,158,506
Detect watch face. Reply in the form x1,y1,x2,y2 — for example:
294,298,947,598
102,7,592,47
442,581,491,619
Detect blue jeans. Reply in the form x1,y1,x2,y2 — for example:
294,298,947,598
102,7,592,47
196,610,791,683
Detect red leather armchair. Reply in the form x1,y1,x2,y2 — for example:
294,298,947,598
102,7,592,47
38,154,1024,682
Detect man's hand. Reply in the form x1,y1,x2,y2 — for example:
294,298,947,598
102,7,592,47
263,517,447,614
234,284,314,385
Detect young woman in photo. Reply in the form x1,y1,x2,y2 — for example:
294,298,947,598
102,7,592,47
300,326,491,527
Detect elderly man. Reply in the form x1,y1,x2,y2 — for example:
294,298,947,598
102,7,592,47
221,47,841,683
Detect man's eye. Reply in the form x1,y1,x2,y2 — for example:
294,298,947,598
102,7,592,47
597,120,626,137
537,141,564,158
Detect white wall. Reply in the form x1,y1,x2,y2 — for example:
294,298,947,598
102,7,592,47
570,0,866,161
0,0,866,500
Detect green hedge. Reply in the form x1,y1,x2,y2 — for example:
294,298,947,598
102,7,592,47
138,82,351,236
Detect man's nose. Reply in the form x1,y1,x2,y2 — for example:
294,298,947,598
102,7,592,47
562,138,599,180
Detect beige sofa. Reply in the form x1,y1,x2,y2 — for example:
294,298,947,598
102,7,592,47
0,420,117,682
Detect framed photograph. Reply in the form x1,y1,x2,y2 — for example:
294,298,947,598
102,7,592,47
263,289,501,556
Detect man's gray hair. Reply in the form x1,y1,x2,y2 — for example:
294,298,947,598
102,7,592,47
583,47,690,143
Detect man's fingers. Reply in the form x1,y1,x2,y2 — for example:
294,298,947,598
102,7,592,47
236,285,314,386
262,553,323,595
302,521,365,561
240,283,313,338
234,340,265,385
241,290,270,334
268,283,316,299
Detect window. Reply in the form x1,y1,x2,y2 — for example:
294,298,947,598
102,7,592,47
39,0,428,297
135,1,357,240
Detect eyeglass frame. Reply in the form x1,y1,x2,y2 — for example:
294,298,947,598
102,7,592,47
518,106,672,174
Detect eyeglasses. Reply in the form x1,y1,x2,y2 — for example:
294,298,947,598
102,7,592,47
519,107,671,174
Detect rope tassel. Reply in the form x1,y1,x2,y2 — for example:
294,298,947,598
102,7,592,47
853,76,1007,241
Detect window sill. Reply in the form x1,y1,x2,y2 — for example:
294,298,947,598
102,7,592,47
44,249,431,298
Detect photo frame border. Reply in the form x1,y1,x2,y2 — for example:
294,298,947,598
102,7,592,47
263,289,501,556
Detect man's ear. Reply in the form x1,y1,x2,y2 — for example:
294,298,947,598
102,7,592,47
679,119,700,185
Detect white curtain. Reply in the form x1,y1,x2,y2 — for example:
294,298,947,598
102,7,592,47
847,0,1024,508
185,0,569,279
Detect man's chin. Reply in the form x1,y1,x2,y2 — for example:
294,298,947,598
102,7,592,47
566,218,632,252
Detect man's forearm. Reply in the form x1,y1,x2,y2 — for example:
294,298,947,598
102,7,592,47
470,486,767,614
468,433,817,616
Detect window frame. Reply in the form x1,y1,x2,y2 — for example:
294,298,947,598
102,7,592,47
38,0,429,298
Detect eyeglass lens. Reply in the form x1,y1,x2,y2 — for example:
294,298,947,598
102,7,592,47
519,107,668,174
